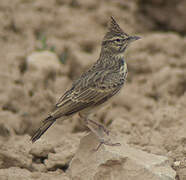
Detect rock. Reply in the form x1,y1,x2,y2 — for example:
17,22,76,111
0,167,31,180
29,129,81,171
173,159,186,180
177,168,186,180
25,51,70,99
26,51,70,76
29,143,55,158
68,133,176,180
0,111,24,137
0,135,32,169
44,139,77,170
0,167,70,180
44,133,80,170
26,51,61,71
31,163,47,172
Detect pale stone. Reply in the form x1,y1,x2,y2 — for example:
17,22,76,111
26,51,61,71
44,134,80,170
0,135,32,169
0,167,32,180
0,167,70,180
174,161,181,167
68,133,176,180
29,143,54,158
29,128,80,171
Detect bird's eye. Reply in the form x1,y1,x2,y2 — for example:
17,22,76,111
115,38,121,42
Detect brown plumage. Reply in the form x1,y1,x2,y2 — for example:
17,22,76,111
31,16,140,145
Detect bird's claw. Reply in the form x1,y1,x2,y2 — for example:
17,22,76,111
93,140,121,151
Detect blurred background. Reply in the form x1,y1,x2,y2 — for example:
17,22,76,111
0,0,186,179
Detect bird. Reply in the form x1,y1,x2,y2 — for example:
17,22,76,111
31,16,141,149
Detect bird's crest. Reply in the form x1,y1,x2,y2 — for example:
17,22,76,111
104,16,128,40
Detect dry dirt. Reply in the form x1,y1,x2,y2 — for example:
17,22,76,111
0,0,186,179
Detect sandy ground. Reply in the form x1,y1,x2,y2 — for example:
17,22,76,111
0,0,186,179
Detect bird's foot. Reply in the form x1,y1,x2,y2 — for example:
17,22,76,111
79,113,120,151
93,139,121,151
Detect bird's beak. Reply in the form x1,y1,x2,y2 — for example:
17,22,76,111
128,36,141,42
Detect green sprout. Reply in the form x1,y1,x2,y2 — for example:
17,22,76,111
59,51,68,64
36,34,68,64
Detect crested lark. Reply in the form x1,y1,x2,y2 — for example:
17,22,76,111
31,17,140,149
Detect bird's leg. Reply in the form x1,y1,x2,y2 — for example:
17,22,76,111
79,113,109,135
79,113,121,151
87,118,110,135
94,141,104,151
94,140,121,151
86,122,120,151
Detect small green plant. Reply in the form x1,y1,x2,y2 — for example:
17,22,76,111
36,34,68,64
37,35,56,52
58,51,68,64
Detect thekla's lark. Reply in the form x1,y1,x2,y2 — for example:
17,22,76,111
31,17,140,150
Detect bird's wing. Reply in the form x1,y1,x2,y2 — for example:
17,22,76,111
50,70,124,118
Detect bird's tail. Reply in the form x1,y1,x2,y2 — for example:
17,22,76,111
31,116,56,143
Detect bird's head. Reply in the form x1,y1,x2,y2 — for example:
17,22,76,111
101,17,141,55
